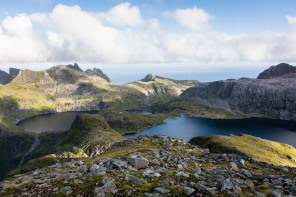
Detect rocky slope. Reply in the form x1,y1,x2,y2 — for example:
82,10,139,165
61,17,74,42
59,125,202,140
181,63,296,120
1,135,296,197
189,134,296,167
257,63,296,79
0,109,168,180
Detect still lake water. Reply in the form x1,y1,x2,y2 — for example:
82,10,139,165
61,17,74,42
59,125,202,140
17,111,98,133
17,111,296,147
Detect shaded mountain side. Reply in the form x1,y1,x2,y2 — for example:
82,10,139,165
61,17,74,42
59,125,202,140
181,76,296,120
0,68,21,85
0,109,168,180
257,63,296,79
0,129,34,180
0,70,10,85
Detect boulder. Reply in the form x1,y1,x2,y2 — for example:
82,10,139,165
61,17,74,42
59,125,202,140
143,170,161,178
128,155,149,169
94,177,117,197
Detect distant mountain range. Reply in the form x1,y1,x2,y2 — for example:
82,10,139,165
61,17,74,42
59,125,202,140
0,63,197,130
181,63,296,120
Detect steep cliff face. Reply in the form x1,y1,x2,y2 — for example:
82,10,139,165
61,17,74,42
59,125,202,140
257,63,296,79
181,77,296,120
0,68,21,85
0,70,10,85
0,129,34,180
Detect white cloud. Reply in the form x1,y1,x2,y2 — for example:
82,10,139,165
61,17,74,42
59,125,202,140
0,14,54,62
164,6,211,31
286,15,296,25
97,2,143,26
0,4,296,64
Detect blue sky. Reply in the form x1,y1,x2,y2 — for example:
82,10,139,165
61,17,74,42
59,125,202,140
0,0,296,82
1,0,295,33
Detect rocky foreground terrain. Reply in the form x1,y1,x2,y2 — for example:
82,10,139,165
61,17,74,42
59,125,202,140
1,135,296,197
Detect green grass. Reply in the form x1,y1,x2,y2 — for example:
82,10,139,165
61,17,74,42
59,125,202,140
189,134,296,167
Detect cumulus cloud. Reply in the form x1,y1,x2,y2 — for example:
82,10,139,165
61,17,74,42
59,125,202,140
0,4,296,64
286,15,296,25
97,2,143,26
164,6,211,31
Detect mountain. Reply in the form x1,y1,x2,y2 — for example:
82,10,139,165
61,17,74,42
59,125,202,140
0,70,10,85
0,68,21,85
140,73,155,82
257,63,296,79
85,68,111,83
0,63,197,129
181,64,296,120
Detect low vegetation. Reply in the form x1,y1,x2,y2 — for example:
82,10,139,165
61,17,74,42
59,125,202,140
189,134,296,167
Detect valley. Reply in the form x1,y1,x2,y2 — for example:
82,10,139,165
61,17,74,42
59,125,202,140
0,63,296,196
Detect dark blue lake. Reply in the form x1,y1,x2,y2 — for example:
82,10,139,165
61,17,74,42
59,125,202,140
17,111,296,147
124,115,296,147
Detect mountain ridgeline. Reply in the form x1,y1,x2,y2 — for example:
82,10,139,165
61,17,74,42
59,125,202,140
0,63,296,197
181,63,296,120
0,63,197,129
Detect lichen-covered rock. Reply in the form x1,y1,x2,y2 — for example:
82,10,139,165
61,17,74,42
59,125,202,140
94,177,117,197
128,155,149,169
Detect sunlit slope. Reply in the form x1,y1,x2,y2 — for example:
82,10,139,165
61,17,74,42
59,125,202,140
0,64,197,130
189,134,296,167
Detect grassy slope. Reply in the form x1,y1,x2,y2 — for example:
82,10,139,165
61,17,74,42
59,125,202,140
0,68,196,130
6,109,170,178
189,134,296,167
151,98,244,119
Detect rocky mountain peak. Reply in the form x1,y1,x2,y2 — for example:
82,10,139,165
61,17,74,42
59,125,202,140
0,68,21,85
85,68,112,83
141,73,155,82
67,63,83,72
9,68,21,79
257,63,296,79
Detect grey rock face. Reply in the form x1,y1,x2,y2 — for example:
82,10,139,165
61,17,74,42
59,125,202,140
9,68,21,80
0,70,11,85
181,77,296,120
85,68,112,83
257,63,296,79
0,68,21,85
141,74,156,82
128,155,149,169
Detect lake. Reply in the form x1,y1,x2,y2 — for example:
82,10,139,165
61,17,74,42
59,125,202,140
17,111,296,147
124,115,296,147
17,111,98,133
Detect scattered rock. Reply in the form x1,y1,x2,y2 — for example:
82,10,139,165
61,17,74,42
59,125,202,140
228,162,239,171
94,177,117,197
183,186,195,196
128,155,149,169
143,170,161,178
125,174,147,186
